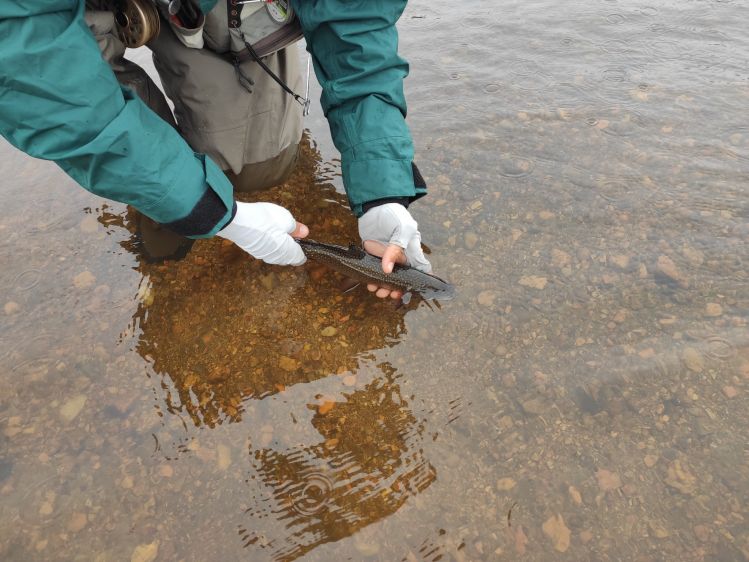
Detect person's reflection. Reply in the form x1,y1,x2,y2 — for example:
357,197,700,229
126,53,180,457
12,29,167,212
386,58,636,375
239,364,436,561
97,135,436,559
99,136,407,426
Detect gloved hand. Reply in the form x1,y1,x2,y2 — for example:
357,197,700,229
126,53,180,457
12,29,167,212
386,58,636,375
216,201,308,265
358,203,432,274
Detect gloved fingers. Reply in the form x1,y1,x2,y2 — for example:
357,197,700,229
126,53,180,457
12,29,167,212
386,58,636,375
404,234,432,273
261,202,297,232
358,203,418,249
384,204,418,249
252,232,307,266
217,202,307,266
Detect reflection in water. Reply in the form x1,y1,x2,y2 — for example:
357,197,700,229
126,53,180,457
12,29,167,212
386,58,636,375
240,366,435,561
95,136,434,559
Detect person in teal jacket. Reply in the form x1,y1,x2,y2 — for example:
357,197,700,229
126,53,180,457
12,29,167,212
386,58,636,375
0,0,431,299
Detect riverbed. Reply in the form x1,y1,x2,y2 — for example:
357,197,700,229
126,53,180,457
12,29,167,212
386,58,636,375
1,0,748,560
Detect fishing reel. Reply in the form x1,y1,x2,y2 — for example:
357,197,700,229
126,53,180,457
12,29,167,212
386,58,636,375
110,0,161,48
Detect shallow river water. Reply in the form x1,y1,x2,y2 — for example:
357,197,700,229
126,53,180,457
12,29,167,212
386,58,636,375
2,0,749,560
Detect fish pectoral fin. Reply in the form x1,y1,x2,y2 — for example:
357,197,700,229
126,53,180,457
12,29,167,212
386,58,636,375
401,291,412,305
339,277,361,293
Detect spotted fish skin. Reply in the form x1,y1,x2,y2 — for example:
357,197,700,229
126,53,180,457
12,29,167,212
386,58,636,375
298,239,456,301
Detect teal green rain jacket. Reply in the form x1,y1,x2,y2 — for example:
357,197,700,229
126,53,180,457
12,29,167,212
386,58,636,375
0,0,426,238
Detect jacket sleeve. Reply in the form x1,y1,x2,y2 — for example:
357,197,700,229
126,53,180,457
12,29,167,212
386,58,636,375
291,0,427,217
0,1,235,238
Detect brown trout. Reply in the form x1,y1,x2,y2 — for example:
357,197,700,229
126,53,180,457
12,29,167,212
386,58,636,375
298,239,456,301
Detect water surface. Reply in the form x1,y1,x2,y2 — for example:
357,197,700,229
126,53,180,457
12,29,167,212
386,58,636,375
2,0,749,560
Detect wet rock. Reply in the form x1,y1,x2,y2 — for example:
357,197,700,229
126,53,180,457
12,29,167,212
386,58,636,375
131,541,159,562
477,291,496,307
568,485,583,505
682,347,704,373
318,400,336,415
60,395,87,422
67,512,87,533
644,454,658,468
79,215,99,233
73,270,96,289
278,356,298,372
521,398,546,416
705,303,723,317
655,255,688,287
498,415,514,429
464,232,479,250
217,444,231,470
321,326,337,337
542,514,571,552
694,524,710,542
664,460,697,495
723,385,738,399
596,468,622,491
648,520,670,539
551,249,571,268
518,275,548,290
610,254,630,269
3,301,20,315
258,273,277,291
681,245,704,266
514,525,528,555
496,477,516,491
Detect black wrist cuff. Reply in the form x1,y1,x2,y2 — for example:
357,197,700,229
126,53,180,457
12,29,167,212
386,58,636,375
161,187,237,237
361,196,412,214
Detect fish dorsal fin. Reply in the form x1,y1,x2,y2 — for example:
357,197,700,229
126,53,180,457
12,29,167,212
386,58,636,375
347,244,367,258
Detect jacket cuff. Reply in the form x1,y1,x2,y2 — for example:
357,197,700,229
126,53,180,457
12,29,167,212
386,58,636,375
160,154,236,238
353,161,428,217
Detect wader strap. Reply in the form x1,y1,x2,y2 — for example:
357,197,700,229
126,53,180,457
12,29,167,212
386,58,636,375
226,0,240,28
242,38,308,111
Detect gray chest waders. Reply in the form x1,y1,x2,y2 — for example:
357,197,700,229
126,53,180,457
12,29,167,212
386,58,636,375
106,0,311,115
226,0,311,116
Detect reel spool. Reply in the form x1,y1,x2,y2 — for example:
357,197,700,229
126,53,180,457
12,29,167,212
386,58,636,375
112,0,161,48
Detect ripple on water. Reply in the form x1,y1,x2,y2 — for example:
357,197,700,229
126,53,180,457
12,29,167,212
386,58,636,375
605,13,627,24
600,66,631,83
458,10,497,30
567,172,650,206
704,336,737,361
720,127,749,161
600,39,633,54
497,153,535,178
290,471,335,517
13,268,43,292
506,59,553,91
586,107,648,138
649,39,690,60
29,197,72,232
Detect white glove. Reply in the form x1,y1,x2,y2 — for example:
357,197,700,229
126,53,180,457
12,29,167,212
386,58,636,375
216,202,306,266
358,203,432,273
